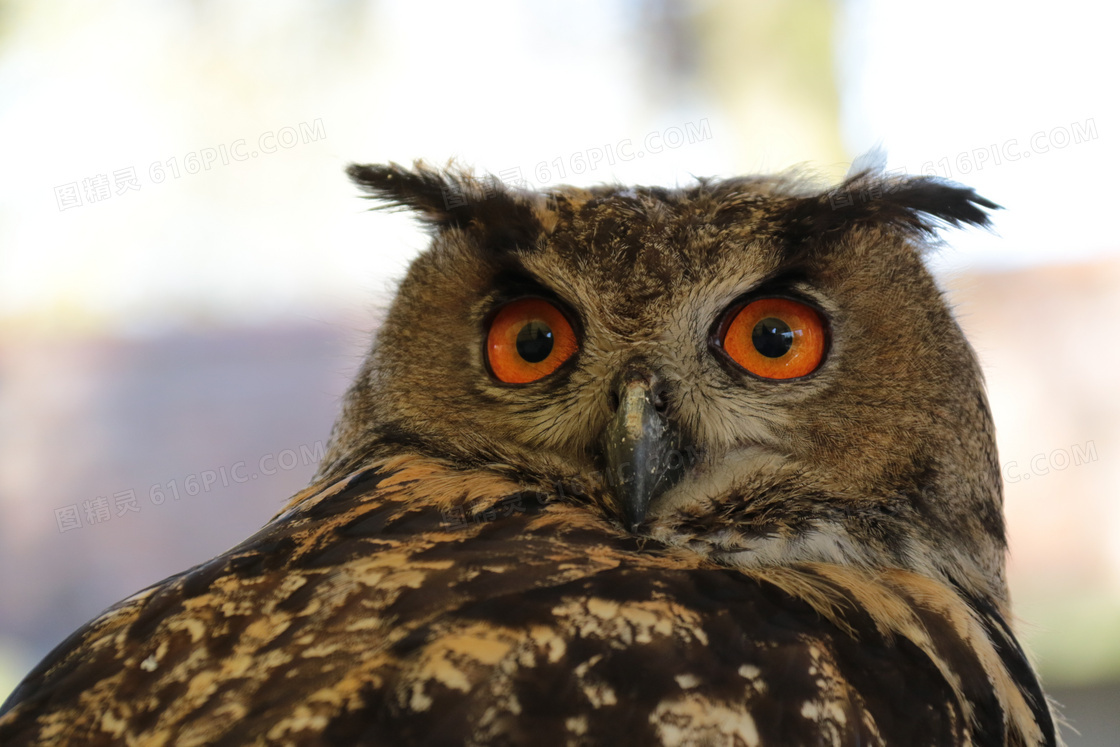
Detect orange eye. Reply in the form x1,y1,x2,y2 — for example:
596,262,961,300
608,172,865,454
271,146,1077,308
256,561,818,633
719,297,826,380
486,298,578,384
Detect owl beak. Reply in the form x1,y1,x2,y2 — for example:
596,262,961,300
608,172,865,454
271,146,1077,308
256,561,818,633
602,374,684,532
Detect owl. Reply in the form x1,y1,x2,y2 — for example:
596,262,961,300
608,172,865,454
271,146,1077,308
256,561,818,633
0,162,1059,746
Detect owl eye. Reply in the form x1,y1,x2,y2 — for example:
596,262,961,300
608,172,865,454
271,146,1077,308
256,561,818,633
718,297,827,380
486,298,578,384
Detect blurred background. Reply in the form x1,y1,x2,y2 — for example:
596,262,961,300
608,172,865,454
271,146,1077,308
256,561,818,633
1,1,1116,741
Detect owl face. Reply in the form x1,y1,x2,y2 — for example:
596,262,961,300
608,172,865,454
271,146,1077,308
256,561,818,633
326,163,1007,605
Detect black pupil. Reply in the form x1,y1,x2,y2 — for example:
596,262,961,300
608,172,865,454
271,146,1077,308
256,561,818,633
516,321,554,363
752,317,794,358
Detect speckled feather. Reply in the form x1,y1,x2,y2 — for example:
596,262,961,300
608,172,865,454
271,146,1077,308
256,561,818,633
1,457,1052,745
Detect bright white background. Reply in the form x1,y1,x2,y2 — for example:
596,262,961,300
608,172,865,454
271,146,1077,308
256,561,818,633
2,1,1114,334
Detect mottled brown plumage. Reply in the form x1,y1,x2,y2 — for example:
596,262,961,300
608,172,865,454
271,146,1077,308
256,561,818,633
0,162,1059,745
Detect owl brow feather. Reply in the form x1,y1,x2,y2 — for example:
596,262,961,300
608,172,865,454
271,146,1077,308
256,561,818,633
347,161,545,252
775,170,1001,249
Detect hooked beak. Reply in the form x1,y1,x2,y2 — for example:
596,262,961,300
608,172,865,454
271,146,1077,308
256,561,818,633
601,372,686,532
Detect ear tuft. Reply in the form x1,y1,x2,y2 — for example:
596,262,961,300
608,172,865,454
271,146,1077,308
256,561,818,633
781,167,1000,247
840,168,1001,231
346,161,544,251
346,161,464,226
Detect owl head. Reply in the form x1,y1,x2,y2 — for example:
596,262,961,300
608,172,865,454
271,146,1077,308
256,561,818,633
322,162,1006,607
